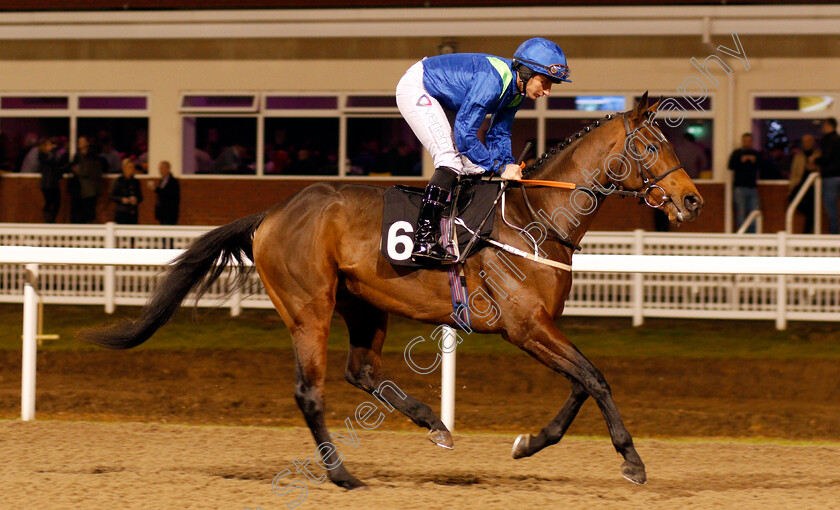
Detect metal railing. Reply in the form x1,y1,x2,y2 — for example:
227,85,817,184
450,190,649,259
786,172,823,234
736,209,763,234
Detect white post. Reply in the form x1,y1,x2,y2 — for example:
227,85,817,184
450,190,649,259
632,229,645,327
104,222,116,314
22,264,39,421
440,325,456,431
724,71,735,233
815,176,823,234
776,231,788,331
230,271,242,317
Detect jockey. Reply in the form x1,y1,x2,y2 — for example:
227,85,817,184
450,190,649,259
396,37,571,264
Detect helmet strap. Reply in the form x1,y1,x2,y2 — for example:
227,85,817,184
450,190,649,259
513,63,532,95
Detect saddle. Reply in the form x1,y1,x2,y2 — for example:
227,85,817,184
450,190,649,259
380,178,500,268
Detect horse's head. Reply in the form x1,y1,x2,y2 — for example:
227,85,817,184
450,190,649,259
606,91,704,223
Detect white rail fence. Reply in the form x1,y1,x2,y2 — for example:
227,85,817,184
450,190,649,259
3,223,840,330
3,244,840,426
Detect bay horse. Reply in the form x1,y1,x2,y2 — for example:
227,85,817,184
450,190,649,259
83,92,703,488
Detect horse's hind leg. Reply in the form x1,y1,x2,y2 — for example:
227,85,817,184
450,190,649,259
510,312,646,485
511,380,588,459
336,297,453,449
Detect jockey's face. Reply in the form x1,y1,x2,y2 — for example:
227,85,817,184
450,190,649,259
523,73,554,100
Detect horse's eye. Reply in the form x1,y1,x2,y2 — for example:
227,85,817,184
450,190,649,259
648,144,658,153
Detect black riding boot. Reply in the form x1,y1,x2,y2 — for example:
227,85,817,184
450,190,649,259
412,184,456,264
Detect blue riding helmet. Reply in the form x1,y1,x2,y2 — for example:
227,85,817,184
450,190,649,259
513,37,572,83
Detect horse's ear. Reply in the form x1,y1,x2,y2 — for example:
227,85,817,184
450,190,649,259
648,95,663,113
632,91,649,119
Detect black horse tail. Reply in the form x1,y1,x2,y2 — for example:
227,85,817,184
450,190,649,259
81,211,267,350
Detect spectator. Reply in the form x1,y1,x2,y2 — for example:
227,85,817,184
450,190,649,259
286,146,322,175
38,138,64,223
350,139,379,175
153,160,180,225
815,117,840,234
760,146,790,180
15,132,38,172
207,144,250,174
384,141,421,176
99,134,122,174
110,158,143,224
266,144,291,175
134,150,149,173
194,146,213,174
673,133,707,179
788,134,820,233
70,136,106,223
728,133,761,233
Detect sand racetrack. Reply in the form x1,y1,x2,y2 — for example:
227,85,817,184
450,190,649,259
2,421,839,510
2,350,840,509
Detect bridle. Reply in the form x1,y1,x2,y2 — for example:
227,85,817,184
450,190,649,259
516,110,689,251
615,111,686,209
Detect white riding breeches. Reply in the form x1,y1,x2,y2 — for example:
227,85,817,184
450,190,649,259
396,60,485,176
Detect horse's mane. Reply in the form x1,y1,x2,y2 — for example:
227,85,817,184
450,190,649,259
523,112,618,179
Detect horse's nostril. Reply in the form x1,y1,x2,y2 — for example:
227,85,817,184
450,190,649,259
684,194,702,212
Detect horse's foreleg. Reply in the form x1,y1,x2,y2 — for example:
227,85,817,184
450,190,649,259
338,298,453,449
291,316,365,490
511,314,646,485
511,380,588,459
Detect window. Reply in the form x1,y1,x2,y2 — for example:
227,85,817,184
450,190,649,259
750,118,823,180
263,95,339,176
0,94,149,173
345,96,421,176
76,95,150,172
0,117,69,172
180,94,258,112
346,117,421,176
1,96,68,110
635,95,712,112
750,94,839,181
183,93,425,177
79,96,147,110
182,117,257,175
635,95,714,179
659,119,713,180
541,94,627,171
175,91,721,179
77,117,148,173
264,117,338,176
548,95,625,112
754,95,834,113
266,96,338,110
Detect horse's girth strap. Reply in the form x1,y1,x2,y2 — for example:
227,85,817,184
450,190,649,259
485,238,572,272
452,217,573,272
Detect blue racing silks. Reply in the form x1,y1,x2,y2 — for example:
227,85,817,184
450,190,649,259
422,53,524,174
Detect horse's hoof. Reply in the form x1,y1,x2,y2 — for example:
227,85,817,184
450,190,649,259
620,461,647,485
428,429,454,449
511,434,531,459
333,475,367,490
